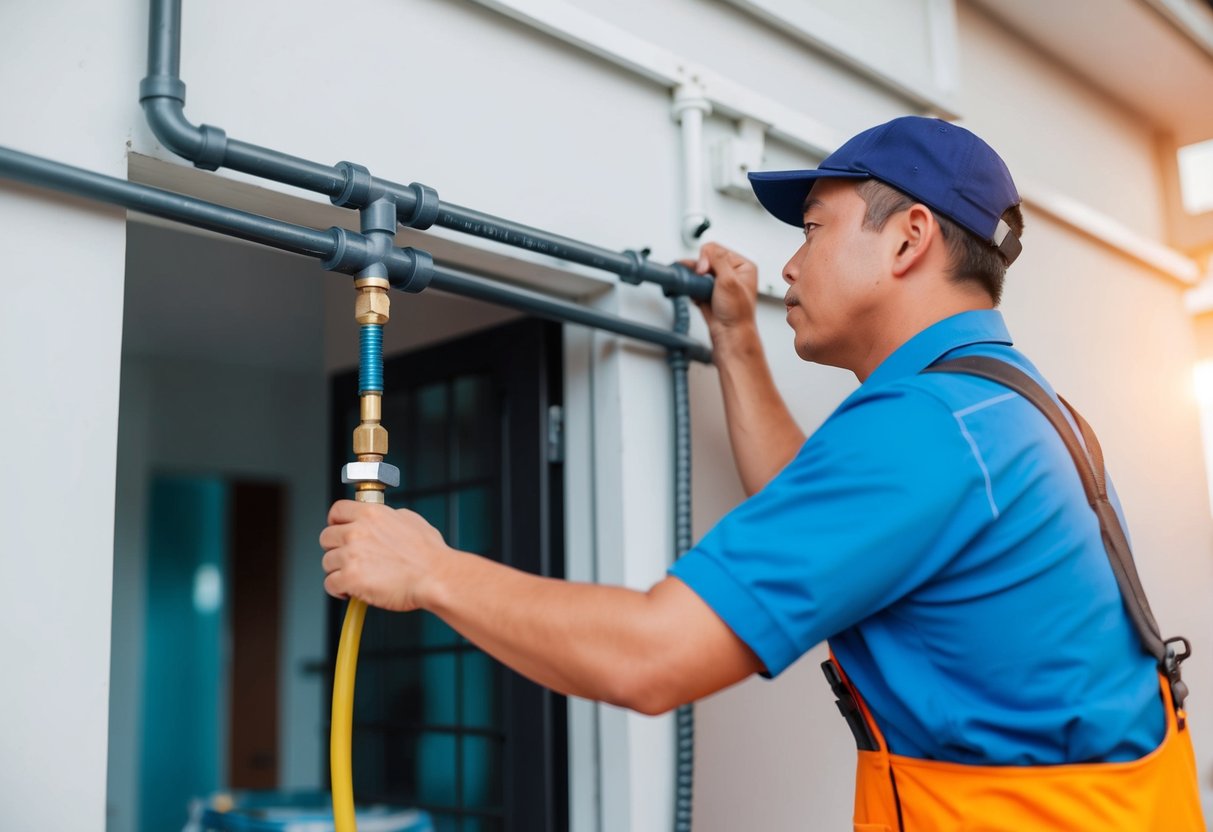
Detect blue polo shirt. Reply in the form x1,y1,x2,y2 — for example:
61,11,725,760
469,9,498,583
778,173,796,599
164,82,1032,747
670,310,1164,764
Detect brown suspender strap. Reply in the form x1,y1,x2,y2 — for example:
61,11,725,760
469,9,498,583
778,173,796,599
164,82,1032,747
922,355,1190,712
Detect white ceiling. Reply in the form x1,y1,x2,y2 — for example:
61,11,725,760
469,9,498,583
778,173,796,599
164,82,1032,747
969,0,1213,146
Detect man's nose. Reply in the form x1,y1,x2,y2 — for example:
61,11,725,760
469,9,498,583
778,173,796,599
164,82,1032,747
782,255,798,286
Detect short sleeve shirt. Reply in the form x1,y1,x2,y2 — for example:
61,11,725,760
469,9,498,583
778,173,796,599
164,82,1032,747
669,310,1164,764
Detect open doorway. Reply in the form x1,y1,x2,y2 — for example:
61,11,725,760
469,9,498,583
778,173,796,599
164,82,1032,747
136,476,285,830
109,219,569,831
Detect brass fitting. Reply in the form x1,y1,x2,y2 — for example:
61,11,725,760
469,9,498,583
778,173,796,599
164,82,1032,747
353,422,389,457
360,392,382,423
354,485,383,504
353,392,388,458
355,276,391,326
355,287,390,325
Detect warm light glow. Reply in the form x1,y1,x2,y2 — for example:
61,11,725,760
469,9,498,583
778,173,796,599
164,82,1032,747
1178,139,1213,215
1193,361,1213,516
1194,360,1213,406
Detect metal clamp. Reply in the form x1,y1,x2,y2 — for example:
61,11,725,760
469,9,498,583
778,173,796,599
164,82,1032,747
1163,636,1191,715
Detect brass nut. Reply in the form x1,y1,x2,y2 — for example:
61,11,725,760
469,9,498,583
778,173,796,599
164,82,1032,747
353,422,389,456
355,288,390,325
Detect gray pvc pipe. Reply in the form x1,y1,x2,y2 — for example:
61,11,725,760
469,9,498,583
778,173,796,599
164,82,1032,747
0,145,711,363
429,266,713,363
140,0,713,301
0,145,334,259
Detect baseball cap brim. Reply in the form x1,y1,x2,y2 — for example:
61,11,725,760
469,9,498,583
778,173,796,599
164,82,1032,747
748,169,870,227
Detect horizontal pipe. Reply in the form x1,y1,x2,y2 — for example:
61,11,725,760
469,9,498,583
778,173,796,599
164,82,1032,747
0,145,335,258
428,266,713,363
0,145,711,362
429,200,710,300
140,0,713,301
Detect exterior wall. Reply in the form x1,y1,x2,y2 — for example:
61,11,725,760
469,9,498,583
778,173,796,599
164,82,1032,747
1,0,1210,830
0,2,139,830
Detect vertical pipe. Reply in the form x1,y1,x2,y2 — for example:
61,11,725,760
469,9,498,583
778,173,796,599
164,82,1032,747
673,84,712,249
669,297,695,832
146,0,181,78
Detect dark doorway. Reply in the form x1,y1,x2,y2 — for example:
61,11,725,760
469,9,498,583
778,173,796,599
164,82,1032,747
227,481,286,788
327,318,568,832
137,475,286,831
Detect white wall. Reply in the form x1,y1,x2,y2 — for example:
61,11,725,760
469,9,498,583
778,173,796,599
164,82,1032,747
0,1,141,830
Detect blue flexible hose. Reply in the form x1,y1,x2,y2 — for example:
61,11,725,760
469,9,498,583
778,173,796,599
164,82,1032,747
359,324,383,393
670,296,694,832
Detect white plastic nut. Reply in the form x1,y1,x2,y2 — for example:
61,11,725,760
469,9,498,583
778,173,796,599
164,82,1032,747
341,461,400,488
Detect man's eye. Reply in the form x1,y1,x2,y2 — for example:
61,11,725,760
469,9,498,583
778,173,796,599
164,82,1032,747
803,222,820,239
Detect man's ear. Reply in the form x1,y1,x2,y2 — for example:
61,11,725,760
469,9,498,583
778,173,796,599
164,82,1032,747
890,203,938,278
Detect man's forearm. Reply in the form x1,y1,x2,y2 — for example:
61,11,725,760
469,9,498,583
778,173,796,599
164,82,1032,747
714,325,805,495
423,549,669,713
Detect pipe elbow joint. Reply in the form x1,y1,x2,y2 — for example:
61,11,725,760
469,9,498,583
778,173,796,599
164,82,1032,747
322,227,373,275
667,262,714,303
387,247,434,294
139,91,227,171
398,182,440,230
620,248,648,287
331,161,382,209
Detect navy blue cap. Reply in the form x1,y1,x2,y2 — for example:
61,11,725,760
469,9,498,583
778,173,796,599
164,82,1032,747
748,116,1022,264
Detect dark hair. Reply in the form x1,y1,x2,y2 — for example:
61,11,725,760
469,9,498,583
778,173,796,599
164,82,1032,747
854,179,1024,305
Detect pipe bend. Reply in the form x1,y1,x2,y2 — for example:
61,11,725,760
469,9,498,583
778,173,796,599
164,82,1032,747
140,96,227,171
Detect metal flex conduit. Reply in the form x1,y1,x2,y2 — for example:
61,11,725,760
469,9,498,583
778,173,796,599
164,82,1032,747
0,145,711,363
668,297,695,832
141,0,714,303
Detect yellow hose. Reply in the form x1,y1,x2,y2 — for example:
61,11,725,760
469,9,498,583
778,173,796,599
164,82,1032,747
335,276,392,831
331,596,367,831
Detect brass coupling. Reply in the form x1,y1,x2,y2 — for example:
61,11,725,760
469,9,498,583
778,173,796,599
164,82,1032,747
355,275,391,326
353,394,389,458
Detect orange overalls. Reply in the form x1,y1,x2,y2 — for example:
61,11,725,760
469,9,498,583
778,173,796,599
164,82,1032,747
827,657,1203,831
821,357,1205,832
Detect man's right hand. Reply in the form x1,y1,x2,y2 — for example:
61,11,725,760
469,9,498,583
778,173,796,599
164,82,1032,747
689,242,759,341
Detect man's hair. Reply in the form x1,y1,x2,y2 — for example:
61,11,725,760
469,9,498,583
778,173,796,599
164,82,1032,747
854,179,1024,305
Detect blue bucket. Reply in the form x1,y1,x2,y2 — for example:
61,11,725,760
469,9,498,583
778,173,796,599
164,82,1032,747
187,790,433,832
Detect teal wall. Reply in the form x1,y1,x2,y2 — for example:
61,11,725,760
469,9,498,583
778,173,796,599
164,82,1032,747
138,476,227,832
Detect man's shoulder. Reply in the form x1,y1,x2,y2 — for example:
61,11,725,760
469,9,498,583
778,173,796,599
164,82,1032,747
839,344,1049,419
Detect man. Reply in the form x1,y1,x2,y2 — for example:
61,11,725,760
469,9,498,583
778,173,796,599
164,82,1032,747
321,116,1203,829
